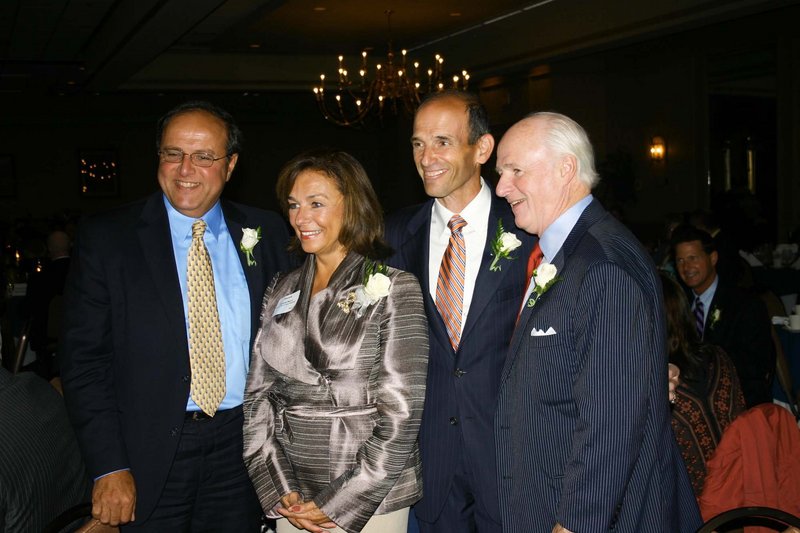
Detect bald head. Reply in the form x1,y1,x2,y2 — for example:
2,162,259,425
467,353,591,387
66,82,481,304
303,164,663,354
495,112,596,235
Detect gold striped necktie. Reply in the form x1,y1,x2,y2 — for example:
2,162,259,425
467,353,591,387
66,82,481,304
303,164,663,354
437,215,468,351
187,220,226,416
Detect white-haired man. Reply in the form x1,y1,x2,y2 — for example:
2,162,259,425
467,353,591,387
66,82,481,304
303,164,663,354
494,112,701,532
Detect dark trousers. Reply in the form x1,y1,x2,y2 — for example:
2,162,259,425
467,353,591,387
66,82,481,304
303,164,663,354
123,406,261,532
413,446,501,533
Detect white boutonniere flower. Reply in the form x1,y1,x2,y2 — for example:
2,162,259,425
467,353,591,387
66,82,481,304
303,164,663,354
709,308,721,329
490,219,522,272
240,226,261,266
338,259,391,317
526,263,562,307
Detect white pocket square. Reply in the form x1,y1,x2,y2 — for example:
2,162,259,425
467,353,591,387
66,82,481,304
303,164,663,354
531,326,557,336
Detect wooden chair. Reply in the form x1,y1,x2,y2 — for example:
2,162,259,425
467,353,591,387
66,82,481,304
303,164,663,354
43,503,119,533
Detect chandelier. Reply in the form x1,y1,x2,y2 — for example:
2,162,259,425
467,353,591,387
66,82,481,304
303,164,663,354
313,11,470,127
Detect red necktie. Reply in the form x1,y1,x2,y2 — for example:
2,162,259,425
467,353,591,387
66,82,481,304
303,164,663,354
437,215,468,351
519,243,544,318
526,243,543,280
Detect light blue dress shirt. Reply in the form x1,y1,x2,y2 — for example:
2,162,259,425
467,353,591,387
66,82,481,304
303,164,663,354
537,194,594,264
693,274,719,330
164,196,251,411
521,195,593,306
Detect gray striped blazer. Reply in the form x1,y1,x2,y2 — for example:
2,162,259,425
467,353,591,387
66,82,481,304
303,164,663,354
243,252,428,533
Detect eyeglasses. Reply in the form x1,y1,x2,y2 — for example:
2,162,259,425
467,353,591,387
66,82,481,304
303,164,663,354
158,149,229,167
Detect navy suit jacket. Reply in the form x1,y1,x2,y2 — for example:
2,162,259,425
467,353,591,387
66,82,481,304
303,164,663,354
59,192,292,522
703,283,775,407
495,200,701,532
385,193,535,523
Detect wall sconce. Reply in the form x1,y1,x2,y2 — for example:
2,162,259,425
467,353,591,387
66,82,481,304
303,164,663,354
649,136,666,161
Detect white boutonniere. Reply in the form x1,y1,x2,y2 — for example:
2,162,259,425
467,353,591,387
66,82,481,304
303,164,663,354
526,263,562,307
489,219,522,272
709,308,721,329
240,227,261,266
338,259,391,317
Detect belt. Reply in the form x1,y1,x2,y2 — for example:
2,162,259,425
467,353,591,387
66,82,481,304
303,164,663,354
184,407,237,421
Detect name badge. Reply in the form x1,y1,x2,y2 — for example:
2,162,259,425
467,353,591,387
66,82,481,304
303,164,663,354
273,290,300,316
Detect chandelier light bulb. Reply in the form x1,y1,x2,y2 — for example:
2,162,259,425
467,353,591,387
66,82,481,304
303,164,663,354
312,19,471,127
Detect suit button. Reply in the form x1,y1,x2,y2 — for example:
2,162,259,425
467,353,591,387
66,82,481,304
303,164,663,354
170,427,179,437
454,368,466,377
182,375,190,383
449,416,459,425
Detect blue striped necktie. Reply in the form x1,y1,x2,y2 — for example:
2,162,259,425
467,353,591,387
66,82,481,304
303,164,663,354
437,215,468,351
694,297,705,339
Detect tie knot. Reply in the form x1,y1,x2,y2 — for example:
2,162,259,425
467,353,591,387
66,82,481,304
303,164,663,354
448,215,467,234
695,297,704,310
192,220,207,239
531,243,543,262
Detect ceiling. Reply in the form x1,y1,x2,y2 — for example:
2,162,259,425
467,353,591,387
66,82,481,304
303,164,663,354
0,0,792,96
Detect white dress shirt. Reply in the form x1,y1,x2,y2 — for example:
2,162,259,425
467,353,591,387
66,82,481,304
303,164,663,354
429,179,491,336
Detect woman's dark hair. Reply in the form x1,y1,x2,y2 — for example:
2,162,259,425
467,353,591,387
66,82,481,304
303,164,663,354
275,148,392,259
660,271,707,381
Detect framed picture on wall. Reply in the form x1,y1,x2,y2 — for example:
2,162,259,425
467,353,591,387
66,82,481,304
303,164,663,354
79,149,119,197
0,155,15,197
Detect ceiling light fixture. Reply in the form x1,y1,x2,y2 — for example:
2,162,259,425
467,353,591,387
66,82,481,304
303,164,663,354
313,10,469,127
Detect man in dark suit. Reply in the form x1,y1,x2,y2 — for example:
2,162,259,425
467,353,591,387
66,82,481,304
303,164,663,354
385,91,535,533
59,101,292,530
494,112,701,532
672,224,775,407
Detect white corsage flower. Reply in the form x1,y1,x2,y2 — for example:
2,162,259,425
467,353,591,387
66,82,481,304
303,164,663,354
527,263,562,308
489,219,522,272
338,259,391,318
709,308,721,329
364,272,391,301
240,227,261,266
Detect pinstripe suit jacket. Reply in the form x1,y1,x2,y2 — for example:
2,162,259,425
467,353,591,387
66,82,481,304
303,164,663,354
385,194,536,523
495,200,701,532
243,253,428,533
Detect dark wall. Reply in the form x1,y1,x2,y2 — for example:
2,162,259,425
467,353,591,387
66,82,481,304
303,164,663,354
0,92,425,220
1,4,798,245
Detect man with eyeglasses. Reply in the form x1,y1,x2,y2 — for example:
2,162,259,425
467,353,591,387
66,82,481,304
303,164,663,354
59,101,292,530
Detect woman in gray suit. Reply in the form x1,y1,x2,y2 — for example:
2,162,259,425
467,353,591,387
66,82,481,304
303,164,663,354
243,149,429,533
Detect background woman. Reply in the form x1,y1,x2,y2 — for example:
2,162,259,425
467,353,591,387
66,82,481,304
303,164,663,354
661,271,746,496
243,149,428,533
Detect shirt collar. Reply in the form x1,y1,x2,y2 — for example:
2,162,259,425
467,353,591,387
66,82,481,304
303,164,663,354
694,274,718,308
164,195,224,241
431,178,491,233
538,194,593,262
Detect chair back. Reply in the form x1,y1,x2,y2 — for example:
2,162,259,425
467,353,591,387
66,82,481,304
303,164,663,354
12,317,31,373
43,503,119,533
696,506,800,533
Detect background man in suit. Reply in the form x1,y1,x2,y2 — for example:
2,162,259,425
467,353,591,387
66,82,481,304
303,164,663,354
26,229,71,378
59,101,291,530
385,91,535,533
494,112,701,532
0,367,90,532
672,224,775,407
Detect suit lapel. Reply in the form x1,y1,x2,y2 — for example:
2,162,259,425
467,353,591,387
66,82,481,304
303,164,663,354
402,201,453,355
499,199,605,385
222,200,266,338
460,196,522,345
136,193,187,343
